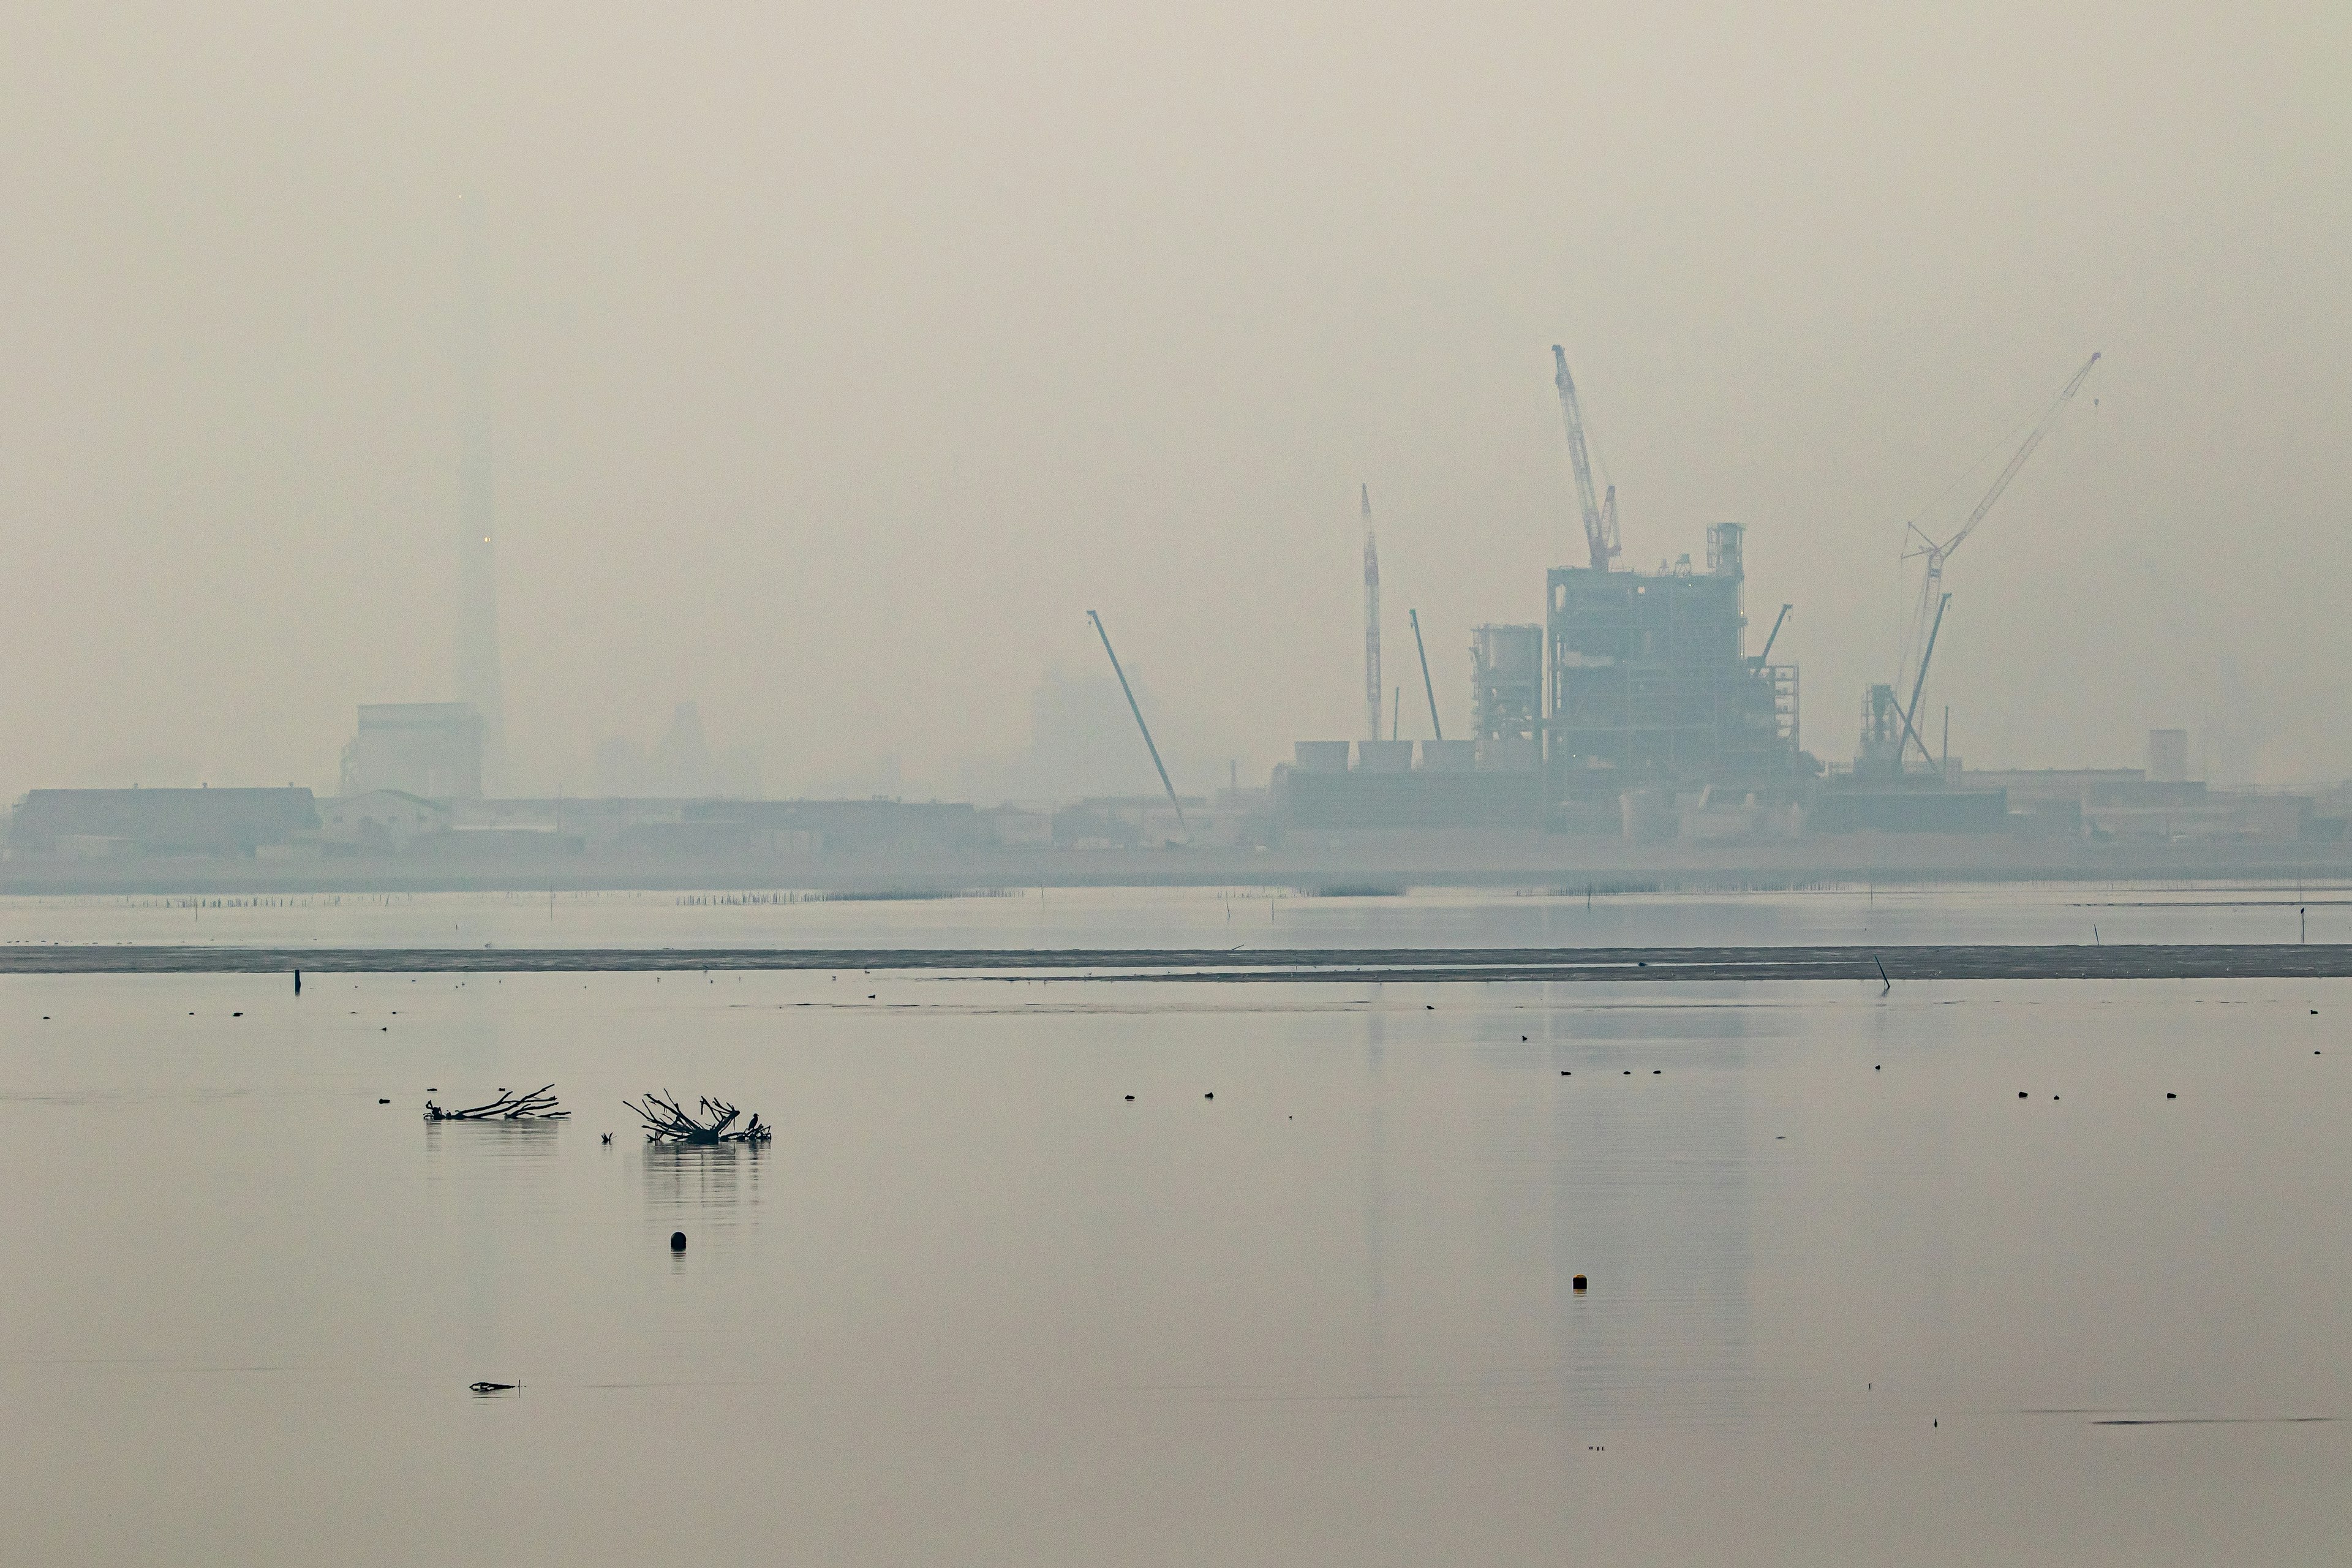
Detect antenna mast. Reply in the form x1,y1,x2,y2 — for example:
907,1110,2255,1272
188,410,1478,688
1362,484,1382,741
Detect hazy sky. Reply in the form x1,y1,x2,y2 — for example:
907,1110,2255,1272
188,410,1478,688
3,1,2346,800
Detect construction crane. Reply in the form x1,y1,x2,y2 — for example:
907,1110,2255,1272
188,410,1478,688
1087,611,1186,842
1551,345,1619,570
1361,484,1382,741
1896,352,2101,723
1409,608,1442,741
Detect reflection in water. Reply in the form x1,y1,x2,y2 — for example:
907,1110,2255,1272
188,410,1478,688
1547,992,1757,1427
639,1142,766,1226
9,959,2350,1566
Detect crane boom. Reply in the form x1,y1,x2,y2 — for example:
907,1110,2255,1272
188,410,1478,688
1409,608,1442,742
1894,350,2101,728
1898,593,1951,767
1087,610,1186,840
1551,345,1615,570
1918,352,2101,567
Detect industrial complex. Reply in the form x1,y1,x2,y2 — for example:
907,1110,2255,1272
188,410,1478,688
7,344,2345,884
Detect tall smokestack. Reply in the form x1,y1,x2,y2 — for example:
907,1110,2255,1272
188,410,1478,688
457,194,508,793
1361,484,1382,743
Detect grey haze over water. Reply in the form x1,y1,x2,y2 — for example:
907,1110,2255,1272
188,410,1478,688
2,3,2346,802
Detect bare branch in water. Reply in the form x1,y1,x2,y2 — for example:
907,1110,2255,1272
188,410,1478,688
622,1090,773,1145
424,1085,570,1121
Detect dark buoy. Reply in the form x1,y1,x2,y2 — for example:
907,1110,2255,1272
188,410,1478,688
1124,1095,1134,1101
2019,1091,2029,1099
1204,1091,1214,1100
378,1098,390,1104
1572,1275,1588,1291
669,1231,687,1252
1875,1065,1881,1071
1560,1070,1570,1076
2166,1092,2177,1099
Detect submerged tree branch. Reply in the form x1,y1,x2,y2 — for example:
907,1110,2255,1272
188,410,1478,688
424,1085,569,1121
623,1090,773,1145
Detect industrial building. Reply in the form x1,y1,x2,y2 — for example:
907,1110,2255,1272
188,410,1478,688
340,704,484,799
1543,522,1801,808
1469,625,1542,771
1276,352,1808,838
1273,741,1544,831
7,788,318,858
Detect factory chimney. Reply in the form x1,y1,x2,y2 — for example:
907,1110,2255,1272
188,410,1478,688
1362,484,1382,742
456,194,508,793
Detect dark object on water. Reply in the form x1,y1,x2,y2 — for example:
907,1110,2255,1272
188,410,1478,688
425,1085,569,1121
1875,1065,1882,1070
378,1098,390,1104
2019,1091,2029,1099
1875,955,1891,995
1125,1095,1134,1101
669,1231,687,1252
232,1012,243,1017
601,1131,614,1144
625,1090,772,1145
1204,1092,1213,1100
469,1381,517,1393
294,970,301,995
2167,1092,2177,1099
1572,1275,1588,1291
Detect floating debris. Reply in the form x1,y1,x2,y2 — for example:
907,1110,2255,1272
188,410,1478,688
625,1090,772,1145
425,1085,570,1122
469,1381,517,1394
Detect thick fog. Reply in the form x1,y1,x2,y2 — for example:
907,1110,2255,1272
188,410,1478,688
2,1,2345,802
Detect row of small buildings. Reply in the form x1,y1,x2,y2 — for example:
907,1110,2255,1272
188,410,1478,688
2,766,2338,862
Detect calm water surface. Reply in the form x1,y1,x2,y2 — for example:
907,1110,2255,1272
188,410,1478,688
2,879,2348,950
4,894,2347,1563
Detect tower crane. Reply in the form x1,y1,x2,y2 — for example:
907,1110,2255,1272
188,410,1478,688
1889,350,2101,765
1551,345,1619,570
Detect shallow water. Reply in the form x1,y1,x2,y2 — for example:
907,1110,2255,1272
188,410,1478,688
2,878,2348,951
4,908,2348,1563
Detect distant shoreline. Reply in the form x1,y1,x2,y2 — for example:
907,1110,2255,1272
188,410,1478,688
7,943,2351,982
7,837,2352,899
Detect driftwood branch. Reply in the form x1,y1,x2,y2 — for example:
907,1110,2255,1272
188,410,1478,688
623,1090,773,1145
424,1084,570,1121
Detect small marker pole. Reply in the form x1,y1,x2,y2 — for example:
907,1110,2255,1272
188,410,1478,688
1874,955,1891,995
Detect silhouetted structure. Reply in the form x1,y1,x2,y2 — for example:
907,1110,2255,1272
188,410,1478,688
341,704,483,798
7,788,318,857
1545,523,1800,806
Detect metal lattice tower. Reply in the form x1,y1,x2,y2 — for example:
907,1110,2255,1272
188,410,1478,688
457,194,508,794
1361,484,1382,742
